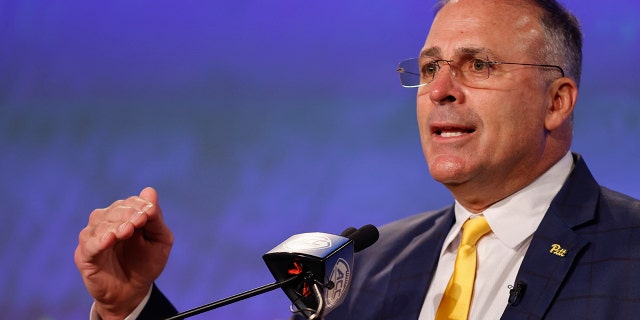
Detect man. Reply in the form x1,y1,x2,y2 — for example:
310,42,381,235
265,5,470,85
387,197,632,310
75,0,640,319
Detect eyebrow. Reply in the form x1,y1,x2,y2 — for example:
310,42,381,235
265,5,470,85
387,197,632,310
419,46,497,59
458,47,496,58
420,47,442,59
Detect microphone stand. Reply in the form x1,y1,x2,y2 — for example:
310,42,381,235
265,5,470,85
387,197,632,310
163,274,301,320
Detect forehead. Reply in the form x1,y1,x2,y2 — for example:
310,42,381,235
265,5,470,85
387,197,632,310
422,0,543,60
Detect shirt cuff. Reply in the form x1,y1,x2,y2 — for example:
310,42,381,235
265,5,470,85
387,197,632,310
89,286,154,320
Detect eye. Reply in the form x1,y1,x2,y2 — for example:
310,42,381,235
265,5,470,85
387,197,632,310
471,58,489,71
422,61,440,77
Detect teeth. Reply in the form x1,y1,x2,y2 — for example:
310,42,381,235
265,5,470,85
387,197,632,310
440,131,465,137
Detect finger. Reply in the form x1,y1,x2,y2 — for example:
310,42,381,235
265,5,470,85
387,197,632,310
139,187,159,208
78,214,148,265
102,196,150,214
88,206,148,237
89,192,154,227
138,187,173,243
108,196,153,218
113,205,151,230
76,224,117,263
76,191,158,266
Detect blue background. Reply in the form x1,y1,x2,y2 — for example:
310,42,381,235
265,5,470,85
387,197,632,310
1,0,638,319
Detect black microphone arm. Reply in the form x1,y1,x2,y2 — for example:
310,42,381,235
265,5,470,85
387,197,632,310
163,274,301,320
162,224,379,320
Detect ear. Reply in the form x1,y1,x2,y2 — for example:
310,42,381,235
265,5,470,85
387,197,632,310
545,77,578,131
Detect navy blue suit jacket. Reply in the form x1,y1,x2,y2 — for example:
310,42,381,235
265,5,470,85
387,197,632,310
323,153,640,319
144,154,640,319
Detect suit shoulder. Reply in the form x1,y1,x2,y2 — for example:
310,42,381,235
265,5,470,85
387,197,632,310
600,186,640,208
598,186,640,222
377,206,452,241
360,206,453,258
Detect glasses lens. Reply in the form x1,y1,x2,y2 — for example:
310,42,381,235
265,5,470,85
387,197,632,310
397,58,421,87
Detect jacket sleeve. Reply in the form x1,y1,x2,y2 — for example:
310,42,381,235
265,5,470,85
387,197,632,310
137,283,178,320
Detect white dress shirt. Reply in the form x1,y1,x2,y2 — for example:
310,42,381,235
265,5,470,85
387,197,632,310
419,152,573,320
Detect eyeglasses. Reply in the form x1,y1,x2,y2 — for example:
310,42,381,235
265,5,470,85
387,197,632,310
396,57,565,88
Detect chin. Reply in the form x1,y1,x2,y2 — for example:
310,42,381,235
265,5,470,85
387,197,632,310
427,154,470,181
428,166,468,186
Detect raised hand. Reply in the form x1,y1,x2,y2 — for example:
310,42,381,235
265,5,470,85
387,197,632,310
74,187,174,319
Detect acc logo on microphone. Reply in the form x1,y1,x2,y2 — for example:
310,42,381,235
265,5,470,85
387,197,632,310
326,258,351,309
284,234,332,251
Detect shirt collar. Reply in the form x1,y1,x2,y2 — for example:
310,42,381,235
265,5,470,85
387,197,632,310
445,151,574,251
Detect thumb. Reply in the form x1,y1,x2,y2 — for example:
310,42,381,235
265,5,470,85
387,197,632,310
137,187,172,242
139,186,159,206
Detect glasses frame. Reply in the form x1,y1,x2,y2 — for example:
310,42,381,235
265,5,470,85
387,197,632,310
396,57,565,88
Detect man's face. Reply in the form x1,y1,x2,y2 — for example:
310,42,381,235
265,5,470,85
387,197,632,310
418,0,554,207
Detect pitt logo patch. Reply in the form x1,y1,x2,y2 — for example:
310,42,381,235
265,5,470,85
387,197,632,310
549,244,567,257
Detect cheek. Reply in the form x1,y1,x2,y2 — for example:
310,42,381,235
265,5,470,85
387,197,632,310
416,93,432,139
484,94,547,152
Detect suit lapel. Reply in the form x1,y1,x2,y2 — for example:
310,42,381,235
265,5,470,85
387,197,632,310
501,154,600,319
501,209,590,319
381,207,455,318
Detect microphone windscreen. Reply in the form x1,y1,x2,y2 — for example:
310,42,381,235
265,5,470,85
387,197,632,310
340,226,357,238
351,224,379,253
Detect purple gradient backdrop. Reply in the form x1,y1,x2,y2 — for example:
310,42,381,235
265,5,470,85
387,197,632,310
1,0,638,319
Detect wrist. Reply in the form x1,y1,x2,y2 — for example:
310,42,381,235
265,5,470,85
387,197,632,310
94,286,153,320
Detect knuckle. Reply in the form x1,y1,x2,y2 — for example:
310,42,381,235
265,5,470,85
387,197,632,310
78,226,91,242
109,199,125,208
93,220,114,236
87,208,104,225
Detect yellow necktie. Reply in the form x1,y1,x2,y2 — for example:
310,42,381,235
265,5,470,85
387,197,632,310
435,216,492,320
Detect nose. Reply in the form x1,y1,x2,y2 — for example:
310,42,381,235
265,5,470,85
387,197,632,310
427,63,461,104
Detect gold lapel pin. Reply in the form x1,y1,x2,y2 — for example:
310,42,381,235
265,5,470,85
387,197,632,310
549,244,567,257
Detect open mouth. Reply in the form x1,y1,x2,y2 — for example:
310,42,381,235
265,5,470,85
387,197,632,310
434,127,476,137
